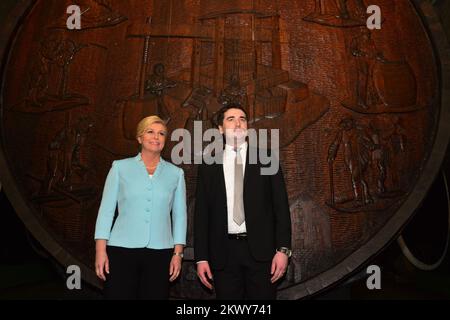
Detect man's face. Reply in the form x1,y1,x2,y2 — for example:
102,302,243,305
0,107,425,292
219,108,248,145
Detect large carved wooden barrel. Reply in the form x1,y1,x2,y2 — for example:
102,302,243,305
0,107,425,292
0,0,449,299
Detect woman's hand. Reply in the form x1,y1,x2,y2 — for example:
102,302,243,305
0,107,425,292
95,239,109,281
169,254,182,282
169,245,183,282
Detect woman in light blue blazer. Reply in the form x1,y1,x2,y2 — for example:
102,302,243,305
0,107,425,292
94,115,187,299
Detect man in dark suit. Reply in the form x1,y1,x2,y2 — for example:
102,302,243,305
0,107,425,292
194,105,292,300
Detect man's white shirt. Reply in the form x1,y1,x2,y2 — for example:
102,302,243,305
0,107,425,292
223,142,247,234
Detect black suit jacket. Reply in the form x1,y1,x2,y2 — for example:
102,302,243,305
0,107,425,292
194,146,291,270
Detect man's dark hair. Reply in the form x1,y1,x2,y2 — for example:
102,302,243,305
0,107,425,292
214,105,248,127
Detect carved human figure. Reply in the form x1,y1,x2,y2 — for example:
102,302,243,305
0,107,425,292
42,131,64,194
218,74,247,108
70,117,94,182
42,117,94,192
369,124,388,194
328,118,379,205
145,63,176,122
388,116,407,187
28,56,50,106
351,30,384,109
40,38,87,99
370,116,408,194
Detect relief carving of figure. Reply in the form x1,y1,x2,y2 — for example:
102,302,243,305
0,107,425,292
328,117,379,206
371,116,407,191
28,56,50,107
350,30,385,109
42,116,94,194
218,74,248,108
145,63,176,122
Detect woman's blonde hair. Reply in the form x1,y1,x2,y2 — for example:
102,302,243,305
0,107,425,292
136,115,167,139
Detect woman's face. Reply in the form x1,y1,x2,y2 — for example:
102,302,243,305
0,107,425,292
137,122,167,153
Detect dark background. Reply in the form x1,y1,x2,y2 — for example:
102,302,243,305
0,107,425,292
0,0,449,300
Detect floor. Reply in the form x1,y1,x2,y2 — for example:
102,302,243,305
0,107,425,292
1,188,449,300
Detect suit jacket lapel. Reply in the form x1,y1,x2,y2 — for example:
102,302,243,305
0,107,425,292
214,153,229,232
214,152,227,201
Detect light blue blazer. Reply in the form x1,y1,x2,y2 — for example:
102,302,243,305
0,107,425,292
94,154,187,249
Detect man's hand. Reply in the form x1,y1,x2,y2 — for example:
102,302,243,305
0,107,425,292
270,252,289,283
197,261,214,290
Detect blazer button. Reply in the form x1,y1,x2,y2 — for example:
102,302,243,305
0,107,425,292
147,199,151,202
146,209,150,212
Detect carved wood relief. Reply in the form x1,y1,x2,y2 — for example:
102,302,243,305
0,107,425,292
0,0,446,299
